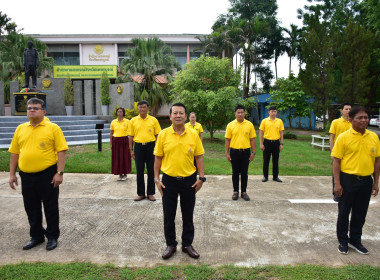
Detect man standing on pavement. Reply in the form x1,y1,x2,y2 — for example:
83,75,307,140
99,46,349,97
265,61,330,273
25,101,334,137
225,105,256,201
332,106,379,255
259,106,284,183
129,100,161,201
329,103,352,201
8,98,68,251
154,103,205,260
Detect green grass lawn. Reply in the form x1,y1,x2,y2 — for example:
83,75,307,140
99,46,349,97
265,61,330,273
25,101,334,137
0,133,332,175
1,263,379,280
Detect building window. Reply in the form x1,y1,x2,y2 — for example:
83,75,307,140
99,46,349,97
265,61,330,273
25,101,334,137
49,52,79,65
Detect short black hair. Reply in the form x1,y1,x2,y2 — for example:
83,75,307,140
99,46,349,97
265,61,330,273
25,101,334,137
348,106,370,119
116,107,125,116
189,112,196,117
137,100,149,107
27,98,45,109
235,105,245,112
268,106,277,111
341,103,352,109
170,103,187,114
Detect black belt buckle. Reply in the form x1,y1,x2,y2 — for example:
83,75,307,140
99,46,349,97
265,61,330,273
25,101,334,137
175,177,184,181
142,142,147,146
356,176,364,180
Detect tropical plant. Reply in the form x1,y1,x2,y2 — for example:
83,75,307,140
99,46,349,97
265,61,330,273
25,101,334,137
100,72,110,105
0,11,17,41
120,37,180,115
63,74,74,106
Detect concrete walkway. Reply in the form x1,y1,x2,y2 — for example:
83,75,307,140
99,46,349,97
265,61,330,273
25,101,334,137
0,172,379,267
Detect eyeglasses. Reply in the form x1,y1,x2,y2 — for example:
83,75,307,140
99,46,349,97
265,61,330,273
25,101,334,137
27,107,43,111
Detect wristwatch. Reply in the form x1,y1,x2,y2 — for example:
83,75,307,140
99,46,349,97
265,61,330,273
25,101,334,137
199,177,206,182
57,171,64,175
154,178,160,183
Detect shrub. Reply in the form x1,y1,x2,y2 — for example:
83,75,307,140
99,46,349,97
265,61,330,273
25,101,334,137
63,74,74,106
100,72,110,105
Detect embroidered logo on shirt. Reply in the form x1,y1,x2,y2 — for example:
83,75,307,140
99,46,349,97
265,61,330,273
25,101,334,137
149,128,152,132
189,148,193,154
40,142,45,148
371,147,375,154
246,131,249,135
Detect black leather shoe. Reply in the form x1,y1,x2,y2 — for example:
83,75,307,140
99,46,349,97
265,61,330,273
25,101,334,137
23,238,45,250
232,192,239,200
162,246,176,259
46,238,58,251
262,177,268,182
273,177,282,183
182,245,200,259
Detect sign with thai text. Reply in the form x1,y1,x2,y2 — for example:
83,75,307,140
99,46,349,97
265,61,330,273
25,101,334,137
53,65,117,79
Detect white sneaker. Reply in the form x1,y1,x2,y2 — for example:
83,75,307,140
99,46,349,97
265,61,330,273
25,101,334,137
121,175,127,181
117,175,123,181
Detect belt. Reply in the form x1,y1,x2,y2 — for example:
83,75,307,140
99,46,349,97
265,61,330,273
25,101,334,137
264,139,280,142
341,172,372,181
135,141,155,146
163,172,196,181
230,148,250,152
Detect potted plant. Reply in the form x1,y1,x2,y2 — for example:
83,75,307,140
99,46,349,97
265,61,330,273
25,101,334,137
100,72,110,115
64,74,74,115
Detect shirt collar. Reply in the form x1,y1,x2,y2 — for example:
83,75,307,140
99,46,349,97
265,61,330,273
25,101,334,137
169,125,188,135
138,114,150,120
27,118,46,127
350,128,369,136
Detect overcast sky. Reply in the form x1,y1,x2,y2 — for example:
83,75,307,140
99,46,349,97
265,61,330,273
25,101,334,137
2,0,309,78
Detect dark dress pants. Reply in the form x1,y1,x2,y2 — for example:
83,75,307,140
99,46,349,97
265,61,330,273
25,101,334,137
337,172,372,245
162,173,196,247
19,165,60,240
263,139,280,179
230,148,250,193
134,142,155,196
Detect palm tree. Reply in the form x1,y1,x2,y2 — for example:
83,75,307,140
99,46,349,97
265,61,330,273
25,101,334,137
120,37,180,115
283,24,302,76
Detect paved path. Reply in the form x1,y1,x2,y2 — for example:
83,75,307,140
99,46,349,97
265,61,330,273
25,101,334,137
0,172,379,267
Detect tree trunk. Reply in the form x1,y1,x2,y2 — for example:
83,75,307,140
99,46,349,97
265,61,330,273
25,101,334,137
289,56,292,77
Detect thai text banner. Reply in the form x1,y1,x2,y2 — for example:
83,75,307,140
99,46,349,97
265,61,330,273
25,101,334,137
53,65,117,79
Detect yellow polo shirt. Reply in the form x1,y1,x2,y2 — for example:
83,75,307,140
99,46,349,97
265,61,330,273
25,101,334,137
185,122,204,136
9,119,68,173
329,117,351,143
331,128,380,176
154,125,205,177
259,117,284,140
129,115,161,143
225,119,256,149
110,118,130,137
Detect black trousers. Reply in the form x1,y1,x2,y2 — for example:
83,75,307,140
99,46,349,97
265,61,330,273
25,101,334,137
337,172,372,245
134,141,155,196
230,148,250,193
19,164,60,240
24,65,37,87
162,173,196,247
263,139,280,179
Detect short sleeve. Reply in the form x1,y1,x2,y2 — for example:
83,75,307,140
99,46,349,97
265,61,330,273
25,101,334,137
153,131,164,157
8,126,21,154
225,123,232,139
154,119,161,135
329,120,336,134
331,134,344,159
199,124,204,133
259,120,265,131
249,123,256,138
53,124,69,152
194,133,205,156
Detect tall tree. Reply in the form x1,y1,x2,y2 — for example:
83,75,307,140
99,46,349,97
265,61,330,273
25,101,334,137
283,24,302,77
299,12,335,125
335,18,374,105
0,11,17,41
120,37,180,115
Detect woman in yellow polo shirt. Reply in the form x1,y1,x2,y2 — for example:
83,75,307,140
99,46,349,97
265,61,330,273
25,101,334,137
185,112,204,142
110,107,131,181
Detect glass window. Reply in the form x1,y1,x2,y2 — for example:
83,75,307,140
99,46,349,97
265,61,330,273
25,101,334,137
48,52,79,65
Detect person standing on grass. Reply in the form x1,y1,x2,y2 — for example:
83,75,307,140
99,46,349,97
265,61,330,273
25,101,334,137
185,112,204,142
259,106,284,183
329,103,352,202
332,106,379,255
225,105,256,201
129,100,161,201
154,103,206,260
110,107,131,181
8,98,68,251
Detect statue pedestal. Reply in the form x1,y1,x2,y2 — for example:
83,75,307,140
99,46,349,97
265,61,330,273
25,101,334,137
13,92,47,115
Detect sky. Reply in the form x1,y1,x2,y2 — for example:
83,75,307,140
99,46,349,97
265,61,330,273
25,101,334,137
2,0,310,79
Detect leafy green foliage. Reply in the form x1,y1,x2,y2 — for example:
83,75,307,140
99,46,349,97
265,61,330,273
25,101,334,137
172,55,241,139
270,73,312,129
100,72,110,105
63,74,74,106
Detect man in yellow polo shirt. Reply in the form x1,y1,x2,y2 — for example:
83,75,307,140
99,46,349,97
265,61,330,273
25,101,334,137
8,98,68,251
329,103,351,202
225,105,256,201
129,100,161,201
332,106,380,255
154,103,205,260
259,106,284,182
